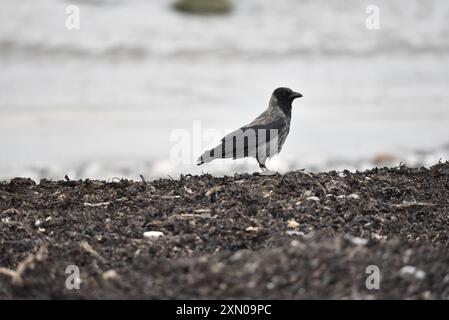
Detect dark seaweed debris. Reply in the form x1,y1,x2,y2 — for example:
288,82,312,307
1,163,449,299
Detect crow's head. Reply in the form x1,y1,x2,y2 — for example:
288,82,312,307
272,87,302,115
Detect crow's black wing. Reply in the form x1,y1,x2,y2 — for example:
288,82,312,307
205,118,286,160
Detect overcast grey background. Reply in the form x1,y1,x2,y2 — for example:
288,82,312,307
1,0,448,180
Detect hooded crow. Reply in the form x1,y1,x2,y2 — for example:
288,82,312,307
197,87,302,174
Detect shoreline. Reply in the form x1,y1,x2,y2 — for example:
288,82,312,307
1,145,448,182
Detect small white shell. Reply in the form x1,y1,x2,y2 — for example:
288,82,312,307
143,231,164,240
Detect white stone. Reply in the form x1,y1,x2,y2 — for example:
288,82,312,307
245,226,261,232
286,230,304,236
143,231,164,239
287,219,300,229
290,240,301,247
344,234,368,245
102,270,119,280
400,266,426,280
372,233,387,240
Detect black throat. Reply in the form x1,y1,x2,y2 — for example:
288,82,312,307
278,100,292,118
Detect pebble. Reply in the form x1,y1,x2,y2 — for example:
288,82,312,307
286,230,304,236
245,226,261,232
230,251,245,261
348,194,360,200
400,266,426,280
372,233,387,240
102,270,119,280
287,219,300,229
266,282,275,290
290,240,301,247
143,231,164,239
344,234,368,246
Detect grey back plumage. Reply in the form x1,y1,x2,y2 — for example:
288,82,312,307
197,87,300,166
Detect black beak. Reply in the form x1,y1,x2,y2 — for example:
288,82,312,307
290,92,303,99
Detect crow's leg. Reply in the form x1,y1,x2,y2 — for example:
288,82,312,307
257,158,277,175
257,156,268,171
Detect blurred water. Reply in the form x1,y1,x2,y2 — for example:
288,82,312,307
1,0,449,180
